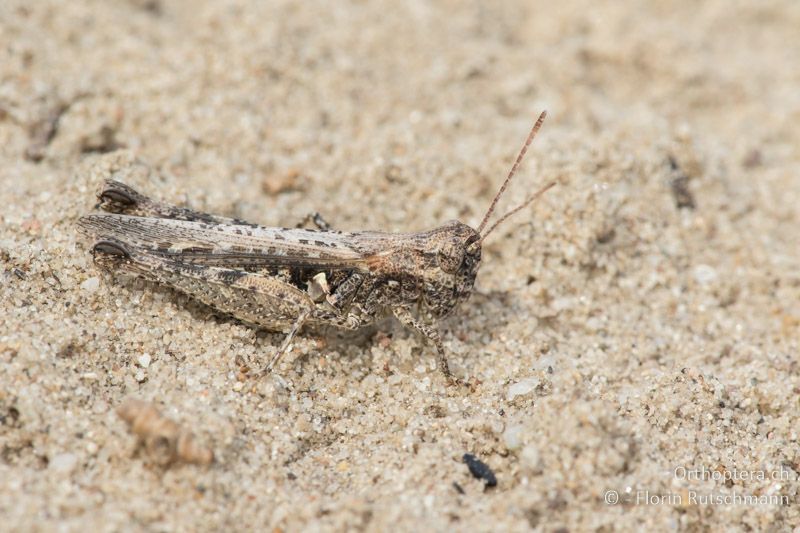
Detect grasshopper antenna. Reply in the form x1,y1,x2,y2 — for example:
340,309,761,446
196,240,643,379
477,110,548,236
479,180,556,242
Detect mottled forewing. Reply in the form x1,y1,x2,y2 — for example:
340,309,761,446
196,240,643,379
77,214,372,270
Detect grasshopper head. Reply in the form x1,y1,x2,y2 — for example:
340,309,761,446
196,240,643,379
417,220,482,318
421,111,556,317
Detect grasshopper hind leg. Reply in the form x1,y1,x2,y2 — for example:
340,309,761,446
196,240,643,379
89,238,162,283
88,236,321,370
95,180,337,232
262,309,311,375
95,179,253,226
93,238,130,258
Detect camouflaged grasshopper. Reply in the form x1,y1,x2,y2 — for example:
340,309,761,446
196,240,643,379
77,111,555,384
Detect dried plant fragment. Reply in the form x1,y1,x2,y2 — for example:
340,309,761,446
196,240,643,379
25,101,70,162
117,398,213,466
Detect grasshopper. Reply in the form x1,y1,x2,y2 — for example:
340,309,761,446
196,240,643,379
77,111,555,384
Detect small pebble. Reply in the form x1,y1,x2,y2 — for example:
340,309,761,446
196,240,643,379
503,425,524,451
693,264,718,285
585,316,603,331
521,445,540,470
507,378,539,401
80,277,100,292
50,452,78,474
137,353,152,368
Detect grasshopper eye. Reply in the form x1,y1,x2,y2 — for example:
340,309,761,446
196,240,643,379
437,241,465,274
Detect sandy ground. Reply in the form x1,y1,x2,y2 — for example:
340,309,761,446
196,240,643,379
1,0,800,531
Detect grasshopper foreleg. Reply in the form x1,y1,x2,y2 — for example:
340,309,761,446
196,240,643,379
392,306,464,386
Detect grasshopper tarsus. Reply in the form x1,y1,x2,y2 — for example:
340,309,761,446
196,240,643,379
78,112,555,383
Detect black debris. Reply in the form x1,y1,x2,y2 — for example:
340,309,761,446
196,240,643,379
462,453,497,488
667,155,696,210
